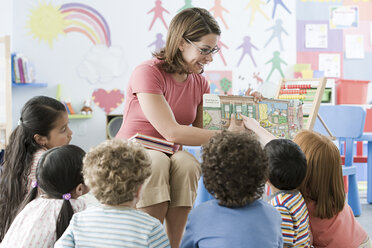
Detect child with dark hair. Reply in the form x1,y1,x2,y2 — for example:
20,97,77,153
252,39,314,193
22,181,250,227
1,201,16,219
180,130,283,248
265,139,311,247
55,139,170,248
0,145,87,248
0,96,72,240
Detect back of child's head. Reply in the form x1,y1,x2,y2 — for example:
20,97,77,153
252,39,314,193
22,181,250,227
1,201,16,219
83,139,151,206
264,139,307,191
0,95,66,241
294,130,345,219
21,144,85,239
201,130,268,208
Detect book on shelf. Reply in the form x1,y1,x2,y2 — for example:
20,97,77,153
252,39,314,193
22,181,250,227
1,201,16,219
128,133,175,154
11,53,35,84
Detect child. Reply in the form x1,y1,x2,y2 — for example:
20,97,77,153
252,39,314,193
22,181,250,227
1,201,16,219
0,96,72,240
55,139,170,248
0,145,87,248
180,131,283,247
294,130,372,248
265,139,311,247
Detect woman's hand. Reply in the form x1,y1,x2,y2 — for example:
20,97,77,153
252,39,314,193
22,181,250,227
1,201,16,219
245,88,263,103
227,114,245,132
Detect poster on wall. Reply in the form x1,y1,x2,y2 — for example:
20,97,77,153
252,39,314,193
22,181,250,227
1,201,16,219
305,24,328,48
370,22,372,45
345,35,364,59
318,53,340,78
329,6,358,29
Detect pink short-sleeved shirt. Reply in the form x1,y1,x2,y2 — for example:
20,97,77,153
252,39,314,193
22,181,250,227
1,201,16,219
116,59,210,140
307,200,368,248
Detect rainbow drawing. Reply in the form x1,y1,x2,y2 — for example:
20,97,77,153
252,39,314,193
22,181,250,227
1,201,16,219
27,1,111,47
60,3,111,47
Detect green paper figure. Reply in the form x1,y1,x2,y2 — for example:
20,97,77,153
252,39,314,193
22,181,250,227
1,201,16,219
265,51,287,82
178,0,193,12
220,77,232,95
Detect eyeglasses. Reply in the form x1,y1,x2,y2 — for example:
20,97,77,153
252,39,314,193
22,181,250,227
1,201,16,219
185,38,220,55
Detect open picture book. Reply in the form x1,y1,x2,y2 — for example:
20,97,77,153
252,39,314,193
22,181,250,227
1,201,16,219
203,94,303,139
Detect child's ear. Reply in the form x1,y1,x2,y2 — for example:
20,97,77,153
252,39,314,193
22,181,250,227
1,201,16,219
72,183,89,199
33,134,47,147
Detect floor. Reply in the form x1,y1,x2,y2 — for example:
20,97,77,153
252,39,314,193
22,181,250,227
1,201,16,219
356,188,372,238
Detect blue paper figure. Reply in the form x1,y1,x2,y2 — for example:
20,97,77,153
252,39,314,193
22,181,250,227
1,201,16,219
267,0,291,19
264,19,288,51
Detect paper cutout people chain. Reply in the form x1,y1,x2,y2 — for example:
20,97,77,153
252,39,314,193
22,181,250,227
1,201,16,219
148,0,169,31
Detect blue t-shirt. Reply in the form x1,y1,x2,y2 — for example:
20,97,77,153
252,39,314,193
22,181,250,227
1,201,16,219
181,199,283,248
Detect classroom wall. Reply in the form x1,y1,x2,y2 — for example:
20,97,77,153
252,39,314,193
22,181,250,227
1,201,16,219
0,1,13,37
10,0,296,150
296,0,372,103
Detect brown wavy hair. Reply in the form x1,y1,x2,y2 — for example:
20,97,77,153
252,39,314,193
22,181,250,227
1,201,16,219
83,139,151,205
294,130,345,219
154,7,221,74
202,130,268,207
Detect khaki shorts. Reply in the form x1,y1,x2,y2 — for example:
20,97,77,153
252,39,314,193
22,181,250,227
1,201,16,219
136,150,201,208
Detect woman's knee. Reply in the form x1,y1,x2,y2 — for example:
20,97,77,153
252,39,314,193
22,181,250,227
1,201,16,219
170,151,201,177
147,150,171,177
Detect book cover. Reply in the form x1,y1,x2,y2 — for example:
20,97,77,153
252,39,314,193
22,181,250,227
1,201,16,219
128,133,175,154
65,102,76,115
12,54,21,83
129,133,174,147
203,94,303,139
17,57,25,83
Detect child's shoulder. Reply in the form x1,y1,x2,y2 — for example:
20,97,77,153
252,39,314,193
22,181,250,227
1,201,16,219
75,205,161,226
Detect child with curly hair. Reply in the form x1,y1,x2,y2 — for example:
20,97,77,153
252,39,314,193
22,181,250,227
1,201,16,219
180,130,283,248
55,139,170,248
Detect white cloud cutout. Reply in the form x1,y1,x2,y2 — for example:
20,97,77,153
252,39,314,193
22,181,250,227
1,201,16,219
77,45,127,84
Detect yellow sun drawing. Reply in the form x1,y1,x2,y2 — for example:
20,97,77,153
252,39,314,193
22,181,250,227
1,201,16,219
26,1,69,48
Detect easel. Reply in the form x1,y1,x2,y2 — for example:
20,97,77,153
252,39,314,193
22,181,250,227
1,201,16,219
275,78,327,130
0,35,12,150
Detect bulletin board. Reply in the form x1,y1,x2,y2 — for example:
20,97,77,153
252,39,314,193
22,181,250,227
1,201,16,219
0,36,12,149
275,77,327,130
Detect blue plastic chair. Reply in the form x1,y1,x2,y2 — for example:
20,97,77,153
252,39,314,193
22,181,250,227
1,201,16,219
313,105,366,216
183,146,214,207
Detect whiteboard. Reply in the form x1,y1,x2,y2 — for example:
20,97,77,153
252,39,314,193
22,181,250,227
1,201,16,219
0,35,12,149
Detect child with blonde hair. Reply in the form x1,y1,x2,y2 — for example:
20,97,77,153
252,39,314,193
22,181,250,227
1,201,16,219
55,139,170,248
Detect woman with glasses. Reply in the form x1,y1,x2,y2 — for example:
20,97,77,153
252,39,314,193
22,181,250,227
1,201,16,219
116,7,260,247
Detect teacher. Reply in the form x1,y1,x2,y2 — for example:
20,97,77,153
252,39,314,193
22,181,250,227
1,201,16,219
116,7,260,247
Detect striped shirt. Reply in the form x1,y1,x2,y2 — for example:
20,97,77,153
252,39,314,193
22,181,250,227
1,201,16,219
270,190,311,247
54,204,170,248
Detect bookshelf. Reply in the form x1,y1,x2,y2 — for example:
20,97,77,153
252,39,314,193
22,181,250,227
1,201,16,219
56,84,92,120
12,82,48,88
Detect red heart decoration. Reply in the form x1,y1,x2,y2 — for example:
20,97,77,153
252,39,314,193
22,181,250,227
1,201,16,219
92,88,124,114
